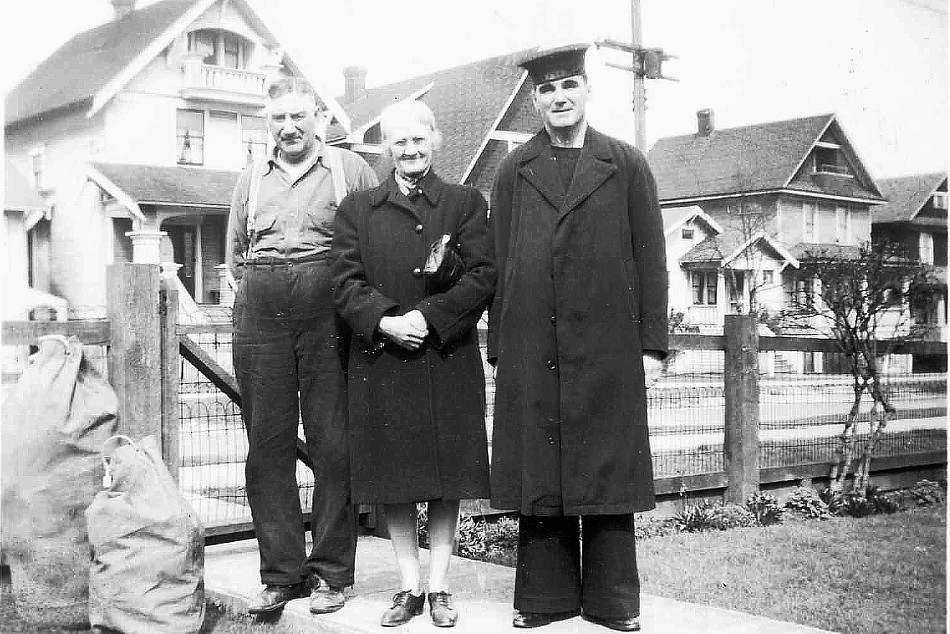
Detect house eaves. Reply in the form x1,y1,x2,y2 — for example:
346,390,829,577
663,205,724,238
345,82,436,144
662,188,887,207
86,164,146,224
721,230,800,270
459,71,528,184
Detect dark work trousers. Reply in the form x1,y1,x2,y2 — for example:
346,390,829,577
514,514,640,619
232,257,356,588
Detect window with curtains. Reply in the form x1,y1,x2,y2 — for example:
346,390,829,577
177,109,204,165
241,115,267,159
691,271,718,305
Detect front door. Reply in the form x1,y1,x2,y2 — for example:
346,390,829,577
167,225,197,298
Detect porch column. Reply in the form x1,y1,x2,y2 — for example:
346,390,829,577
126,230,167,264
215,264,235,306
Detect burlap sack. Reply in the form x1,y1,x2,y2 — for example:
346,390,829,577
86,435,205,633
1,335,118,629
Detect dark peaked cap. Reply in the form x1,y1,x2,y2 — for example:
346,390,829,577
519,43,590,84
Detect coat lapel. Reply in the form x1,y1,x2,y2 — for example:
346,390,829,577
517,131,566,210
370,174,424,224
560,128,617,218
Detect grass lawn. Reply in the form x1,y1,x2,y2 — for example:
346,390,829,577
637,506,946,634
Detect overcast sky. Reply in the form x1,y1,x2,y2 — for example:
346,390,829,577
2,0,946,178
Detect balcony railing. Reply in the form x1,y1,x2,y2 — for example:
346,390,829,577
181,58,267,105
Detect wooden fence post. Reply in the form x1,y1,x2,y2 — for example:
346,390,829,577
160,278,180,481
723,314,760,504
107,263,163,443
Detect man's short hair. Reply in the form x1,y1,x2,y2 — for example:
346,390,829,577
380,100,443,150
267,77,318,105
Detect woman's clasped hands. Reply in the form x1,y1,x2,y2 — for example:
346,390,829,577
378,310,428,350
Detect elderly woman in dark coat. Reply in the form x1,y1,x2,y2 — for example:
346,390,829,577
331,100,495,628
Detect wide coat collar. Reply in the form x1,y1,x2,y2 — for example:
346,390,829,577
517,126,618,216
369,169,446,214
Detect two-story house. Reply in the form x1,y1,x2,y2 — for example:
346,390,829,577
872,173,948,369
649,110,885,339
4,0,349,316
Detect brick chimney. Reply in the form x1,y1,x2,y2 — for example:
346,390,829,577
697,109,715,137
342,65,368,103
111,0,136,19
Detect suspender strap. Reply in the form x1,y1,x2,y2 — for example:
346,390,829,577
325,145,347,206
244,158,268,258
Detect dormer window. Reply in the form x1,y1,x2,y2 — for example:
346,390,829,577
682,227,694,240
187,29,249,69
813,142,850,176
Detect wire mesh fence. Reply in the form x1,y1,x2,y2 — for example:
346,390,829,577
169,326,946,531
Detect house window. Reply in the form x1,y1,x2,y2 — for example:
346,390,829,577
187,29,247,69
834,206,852,244
727,272,745,312
691,271,718,305
932,192,948,210
762,270,774,286
242,115,267,159
803,202,818,242
814,146,849,175
789,276,815,309
29,147,45,190
682,227,695,240
934,233,947,267
919,232,935,265
177,109,205,165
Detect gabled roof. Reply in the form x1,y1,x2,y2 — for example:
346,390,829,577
5,0,350,131
6,0,199,125
338,50,531,183
5,160,46,214
874,172,947,223
647,113,882,203
90,162,239,208
681,231,799,269
662,205,724,237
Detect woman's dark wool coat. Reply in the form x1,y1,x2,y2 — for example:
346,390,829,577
487,127,669,516
332,171,496,504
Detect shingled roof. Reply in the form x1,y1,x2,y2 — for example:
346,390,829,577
339,50,532,183
648,113,850,201
5,0,197,125
874,172,947,223
91,162,239,207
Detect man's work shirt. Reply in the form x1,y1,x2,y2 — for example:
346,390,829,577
227,144,378,279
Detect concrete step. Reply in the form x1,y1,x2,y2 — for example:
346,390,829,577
206,536,834,634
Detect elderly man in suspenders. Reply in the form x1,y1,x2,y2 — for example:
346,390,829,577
226,78,377,616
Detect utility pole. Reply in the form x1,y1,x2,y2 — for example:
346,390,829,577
597,0,677,151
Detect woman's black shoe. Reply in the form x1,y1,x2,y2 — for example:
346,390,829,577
381,590,425,627
512,608,581,628
582,612,642,631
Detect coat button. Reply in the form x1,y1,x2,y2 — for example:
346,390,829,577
415,224,424,234
547,359,556,370
412,267,423,278
549,315,556,325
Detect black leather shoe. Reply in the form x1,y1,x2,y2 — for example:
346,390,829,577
309,577,346,614
582,612,641,631
247,583,307,614
512,609,581,628
381,590,425,627
428,591,458,627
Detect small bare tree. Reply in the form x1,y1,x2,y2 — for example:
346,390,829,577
781,241,931,492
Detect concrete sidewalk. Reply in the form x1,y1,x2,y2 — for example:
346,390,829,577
206,536,834,634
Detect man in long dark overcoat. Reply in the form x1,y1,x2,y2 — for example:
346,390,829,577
487,44,668,632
